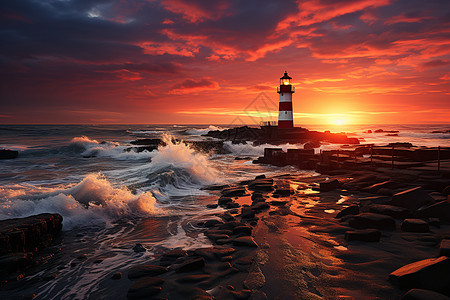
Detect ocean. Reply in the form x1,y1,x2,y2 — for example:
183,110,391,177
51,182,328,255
0,124,449,299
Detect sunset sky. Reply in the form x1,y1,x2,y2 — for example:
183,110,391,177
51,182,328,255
1,0,449,125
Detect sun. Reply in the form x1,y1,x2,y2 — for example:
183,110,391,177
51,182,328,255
334,119,344,126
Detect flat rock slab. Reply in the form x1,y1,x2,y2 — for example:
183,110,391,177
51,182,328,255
369,204,412,219
0,213,63,255
416,201,450,221
233,236,258,248
390,187,434,211
320,179,341,192
348,213,396,230
439,239,450,257
128,265,168,279
175,257,205,273
389,256,450,293
127,277,164,299
194,247,236,261
336,205,359,219
345,229,382,242
401,289,450,300
401,219,429,233
221,187,246,197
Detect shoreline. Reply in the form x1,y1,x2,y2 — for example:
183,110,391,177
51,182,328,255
0,131,449,299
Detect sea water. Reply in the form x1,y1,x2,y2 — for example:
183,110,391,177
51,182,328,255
0,124,448,299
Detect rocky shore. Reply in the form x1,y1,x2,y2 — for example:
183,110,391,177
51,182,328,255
0,213,62,280
119,162,450,299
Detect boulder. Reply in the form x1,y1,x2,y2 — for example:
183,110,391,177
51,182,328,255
221,187,246,197
175,257,205,273
336,205,359,219
218,197,233,206
272,188,291,197
401,289,450,300
368,204,412,219
348,213,396,230
232,226,252,236
128,265,168,279
415,201,450,221
233,236,258,247
389,256,450,293
204,219,224,227
345,229,381,242
0,213,63,255
127,277,164,299
0,149,18,159
439,239,450,257
320,179,341,192
251,202,270,211
401,219,429,233
390,187,435,211
241,207,255,219
194,247,235,260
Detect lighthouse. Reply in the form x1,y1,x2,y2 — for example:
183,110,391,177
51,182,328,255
277,71,295,129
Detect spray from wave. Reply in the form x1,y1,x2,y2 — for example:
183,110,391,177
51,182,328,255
185,125,225,136
70,136,154,160
0,173,158,229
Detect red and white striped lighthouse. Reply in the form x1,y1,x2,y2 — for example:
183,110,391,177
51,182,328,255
277,71,295,128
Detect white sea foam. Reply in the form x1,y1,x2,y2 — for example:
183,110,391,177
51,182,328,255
70,136,155,160
0,173,159,229
223,141,305,156
185,125,224,136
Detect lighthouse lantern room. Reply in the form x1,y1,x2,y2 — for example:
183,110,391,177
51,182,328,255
277,71,295,129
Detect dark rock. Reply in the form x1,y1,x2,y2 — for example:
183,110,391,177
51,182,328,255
389,256,450,293
348,213,396,230
233,236,258,247
320,179,341,192
194,247,235,260
251,202,270,211
176,274,210,283
220,213,236,222
0,213,63,256
221,187,246,197
251,193,264,201
270,200,288,206
304,141,321,150
368,204,412,219
443,186,450,196
206,204,218,209
255,174,266,180
232,226,252,236
226,202,240,209
401,289,450,300
272,188,291,197
439,239,450,257
241,207,255,219
175,257,205,273
218,197,233,206
112,272,122,280
128,265,168,279
345,229,381,242
162,249,187,261
428,218,440,228
206,233,230,242
132,243,146,253
204,219,224,227
127,277,164,299
0,253,33,275
336,205,359,218
248,179,274,192
416,201,450,221
401,219,429,233
0,149,18,159
390,187,435,211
